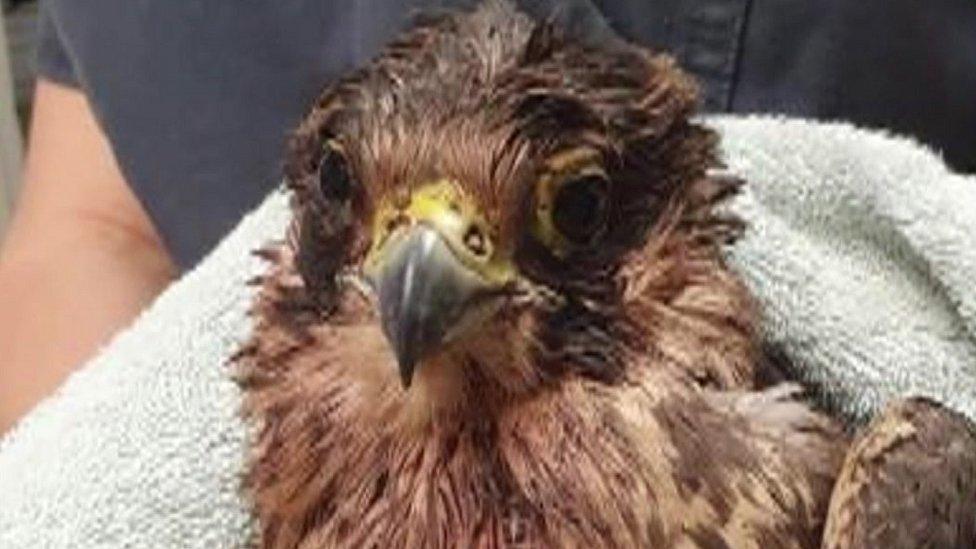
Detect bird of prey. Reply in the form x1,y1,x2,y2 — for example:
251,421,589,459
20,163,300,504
235,2,976,547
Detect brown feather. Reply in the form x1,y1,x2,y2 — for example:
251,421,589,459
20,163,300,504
233,2,973,548
823,398,976,549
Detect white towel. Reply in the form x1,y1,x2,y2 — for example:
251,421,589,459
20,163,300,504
711,116,976,424
1,116,974,548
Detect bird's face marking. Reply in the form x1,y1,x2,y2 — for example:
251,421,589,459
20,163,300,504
280,6,731,401
367,180,514,287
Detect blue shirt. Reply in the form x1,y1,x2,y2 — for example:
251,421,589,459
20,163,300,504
37,0,976,268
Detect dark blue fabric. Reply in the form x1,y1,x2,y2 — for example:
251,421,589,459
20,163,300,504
36,0,976,269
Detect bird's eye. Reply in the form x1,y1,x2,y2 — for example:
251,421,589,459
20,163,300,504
533,151,612,257
317,145,355,202
551,174,609,245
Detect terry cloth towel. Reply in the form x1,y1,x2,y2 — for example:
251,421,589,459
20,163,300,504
1,116,975,548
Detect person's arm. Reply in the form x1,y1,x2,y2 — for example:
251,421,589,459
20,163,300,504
0,79,176,433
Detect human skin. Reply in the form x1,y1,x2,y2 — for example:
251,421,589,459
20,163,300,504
0,79,175,434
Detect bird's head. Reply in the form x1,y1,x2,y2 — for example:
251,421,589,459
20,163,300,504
277,3,749,415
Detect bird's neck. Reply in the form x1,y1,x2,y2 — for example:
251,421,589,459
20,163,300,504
302,356,684,548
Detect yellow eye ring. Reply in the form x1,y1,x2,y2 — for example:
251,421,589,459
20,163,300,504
532,148,611,257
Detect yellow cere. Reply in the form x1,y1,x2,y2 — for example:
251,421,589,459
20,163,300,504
532,147,606,258
369,180,516,286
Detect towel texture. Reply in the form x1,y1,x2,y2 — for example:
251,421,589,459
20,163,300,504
711,116,976,424
1,116,974,547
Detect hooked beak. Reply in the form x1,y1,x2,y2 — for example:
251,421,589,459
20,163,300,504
369,224,491,387
364,182,514,388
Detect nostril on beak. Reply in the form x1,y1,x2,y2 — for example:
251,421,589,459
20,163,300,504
463,225,489,257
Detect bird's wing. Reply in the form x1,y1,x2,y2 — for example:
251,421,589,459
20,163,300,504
822,397,976,549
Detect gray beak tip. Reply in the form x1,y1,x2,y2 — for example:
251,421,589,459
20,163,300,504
396,351,417,389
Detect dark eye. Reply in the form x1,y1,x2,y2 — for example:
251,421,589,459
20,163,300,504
317,147,355,202
551,174,610,244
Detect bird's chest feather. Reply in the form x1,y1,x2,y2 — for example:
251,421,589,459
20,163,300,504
238,328,626,547
238,309,829,549
245,372,666,547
